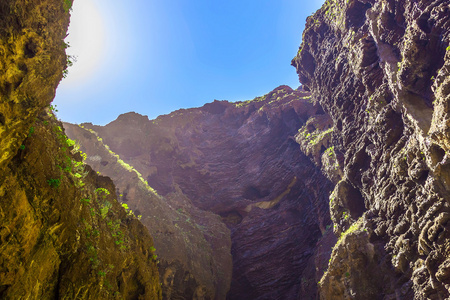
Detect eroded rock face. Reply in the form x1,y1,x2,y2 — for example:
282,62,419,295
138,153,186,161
292,0,450,298
64,122,232,300
0,0,70,170
0,0,161,298
67,86,334,299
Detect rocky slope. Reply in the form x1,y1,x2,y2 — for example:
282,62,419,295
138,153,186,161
292,0,450,298
63,121,232,300
65,86,335,299
0,0,161,299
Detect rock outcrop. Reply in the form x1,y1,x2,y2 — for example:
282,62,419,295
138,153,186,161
0,0,161,299
292,0,450,298
65,86,335,299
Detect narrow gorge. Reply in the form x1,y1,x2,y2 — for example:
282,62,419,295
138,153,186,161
64,85,334,299
1,0,450,299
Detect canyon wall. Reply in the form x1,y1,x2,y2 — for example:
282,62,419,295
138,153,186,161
64,121,232,300
66,86,335,299
292,0,450,298
5,0,449,298
0,0,161,298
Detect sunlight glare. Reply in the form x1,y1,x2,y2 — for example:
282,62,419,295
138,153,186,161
64,0,106,84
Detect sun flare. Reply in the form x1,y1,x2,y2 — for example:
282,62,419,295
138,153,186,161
64,0,106,84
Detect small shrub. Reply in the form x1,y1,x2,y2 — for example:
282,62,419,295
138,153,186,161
28,126,35,137
100,201,112,219
63,0,72,13
47,178,61,188
95,187,110,197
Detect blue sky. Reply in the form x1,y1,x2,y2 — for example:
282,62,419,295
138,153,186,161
54,0,325,125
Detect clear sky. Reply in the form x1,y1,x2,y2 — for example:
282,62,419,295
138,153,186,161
54,0,325,125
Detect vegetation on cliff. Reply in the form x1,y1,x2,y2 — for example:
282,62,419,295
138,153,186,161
0,0,161,298
64,122,232,300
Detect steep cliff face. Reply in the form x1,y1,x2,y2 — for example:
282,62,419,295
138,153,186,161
0,0,161,299
292,0,450,298
63,121,232,300
0,0,70,170
66,86,335,299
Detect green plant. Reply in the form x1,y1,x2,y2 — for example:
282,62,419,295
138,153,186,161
86,243,99,268
342,211,349,220
19,145,25,150
63,55,76,78
47,178,61,188
95,187,110,196
336,218,363,246
49,105,58,113
63,0,72,13
100,201,112,219
28,126,35,137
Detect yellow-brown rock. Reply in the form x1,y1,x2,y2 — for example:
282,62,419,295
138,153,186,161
0,0,162,298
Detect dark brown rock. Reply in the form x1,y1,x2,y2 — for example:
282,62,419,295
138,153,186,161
292,0,450,298
64,122,232,300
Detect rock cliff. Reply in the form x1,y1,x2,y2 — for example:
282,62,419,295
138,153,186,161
65,86,335,299
6,0,449,298
292,0,450,298
0,0,161,299
63,121,232,300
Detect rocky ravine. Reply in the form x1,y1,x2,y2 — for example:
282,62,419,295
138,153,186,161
65,86,335,299
292,0,450,298
0,0,161,299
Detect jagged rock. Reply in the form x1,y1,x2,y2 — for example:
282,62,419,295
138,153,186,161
66,86,335,299
292,0,450,298
0,0,161,298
